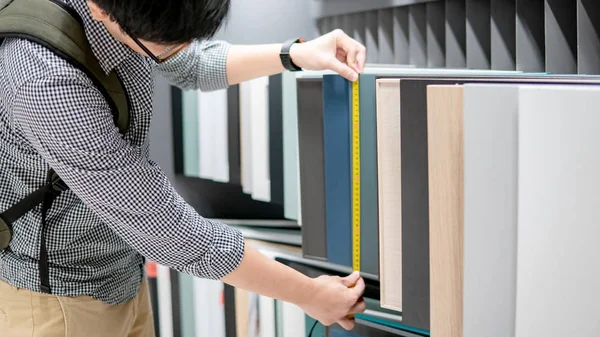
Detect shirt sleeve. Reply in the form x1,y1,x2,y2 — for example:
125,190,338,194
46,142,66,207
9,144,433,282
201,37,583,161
12,73,244,280
156,39,231,91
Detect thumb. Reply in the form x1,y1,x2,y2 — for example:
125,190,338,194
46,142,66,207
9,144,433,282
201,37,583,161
327,57,358,82
340,271,360,287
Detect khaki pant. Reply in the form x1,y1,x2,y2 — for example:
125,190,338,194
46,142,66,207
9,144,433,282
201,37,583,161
0,278,155,337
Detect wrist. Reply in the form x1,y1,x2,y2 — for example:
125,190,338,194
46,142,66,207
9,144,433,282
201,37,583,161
292,275,318,308
280,38,305,71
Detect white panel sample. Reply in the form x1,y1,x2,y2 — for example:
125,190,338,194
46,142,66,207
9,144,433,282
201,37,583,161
259,296,276,337
193,278,226,337
282,71,300,221
198,88,229,182
250,76,271,202
516,85,600,337
462,84,519,337
281,301,306,337
156,265,174,337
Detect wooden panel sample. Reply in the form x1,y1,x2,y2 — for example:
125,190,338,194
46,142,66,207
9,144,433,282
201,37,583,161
378,8,394,64
409,3,427,67
269,74,284,205
516,85,600,337
577,0,600,74
466,0,491,69
393,6,410,65
376,79,402,312
426,0,445,67
323,74,352,267
490,0,516,70
516,0,545,72
427,84,464,337
545,0,577,74
297,78,327,261
462,84,519,337
227,85,241,185
235,287,250,337
445,0,466,68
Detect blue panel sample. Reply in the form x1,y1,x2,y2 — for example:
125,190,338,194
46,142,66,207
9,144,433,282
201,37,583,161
358,74,379,276
323,74,352,267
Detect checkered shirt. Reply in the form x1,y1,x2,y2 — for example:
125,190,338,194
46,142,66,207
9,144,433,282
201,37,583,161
0,0,245,305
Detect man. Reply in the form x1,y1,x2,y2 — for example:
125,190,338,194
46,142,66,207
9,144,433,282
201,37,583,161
0,0,368,336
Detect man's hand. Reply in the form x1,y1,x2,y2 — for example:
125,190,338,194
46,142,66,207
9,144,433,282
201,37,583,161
289,29,366,82
299,271,367,330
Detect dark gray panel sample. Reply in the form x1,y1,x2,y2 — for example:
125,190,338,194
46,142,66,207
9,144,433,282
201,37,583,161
466,0,491,69
426,0,445,67
545,0,577,74
268,74,284,205
297,78,327,261
378,8,395,64
491,0,516,70
577,0,600,74
393,6,410,64
366,10,380,64
445,0,466,68
409,3,427,67
516,0,545,72
227,85,241,186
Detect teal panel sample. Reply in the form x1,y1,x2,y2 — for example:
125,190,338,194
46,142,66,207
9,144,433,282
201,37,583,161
178,273,196,337
305,315,325,337
182,90,200,177
323,74,352,267
359,74,379,276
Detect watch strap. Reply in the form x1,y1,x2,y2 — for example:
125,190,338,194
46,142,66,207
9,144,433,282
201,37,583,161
280,38,305,71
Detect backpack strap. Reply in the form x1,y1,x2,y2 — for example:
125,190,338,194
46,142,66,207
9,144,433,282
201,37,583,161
0,0,131,294
0,0,130,133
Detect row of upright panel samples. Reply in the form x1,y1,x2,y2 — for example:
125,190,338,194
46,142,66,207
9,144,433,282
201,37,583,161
295,68,600,336
176,73,300,220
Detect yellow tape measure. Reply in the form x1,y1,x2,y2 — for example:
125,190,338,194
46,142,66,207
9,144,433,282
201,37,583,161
351,78,360,272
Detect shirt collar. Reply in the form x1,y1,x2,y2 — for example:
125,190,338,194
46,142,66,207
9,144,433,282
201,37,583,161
67,0,136,74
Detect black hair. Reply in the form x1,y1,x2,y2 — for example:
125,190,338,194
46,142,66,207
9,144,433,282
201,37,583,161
90,0,230,44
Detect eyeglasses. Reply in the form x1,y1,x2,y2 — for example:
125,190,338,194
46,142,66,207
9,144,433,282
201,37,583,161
130,35,188,64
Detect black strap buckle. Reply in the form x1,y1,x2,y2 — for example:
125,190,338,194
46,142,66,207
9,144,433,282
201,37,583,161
49,174,68,193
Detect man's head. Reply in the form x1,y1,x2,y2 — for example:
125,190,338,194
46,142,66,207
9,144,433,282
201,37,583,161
87,0,230,63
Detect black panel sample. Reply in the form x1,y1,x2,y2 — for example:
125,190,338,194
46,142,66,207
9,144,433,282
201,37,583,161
170,271,181,337
297,78,327,261
171,86,184,175
269,74,284,205
224,284,237,337
227,85,241,185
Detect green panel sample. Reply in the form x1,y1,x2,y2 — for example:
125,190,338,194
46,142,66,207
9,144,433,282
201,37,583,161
182,90,200,177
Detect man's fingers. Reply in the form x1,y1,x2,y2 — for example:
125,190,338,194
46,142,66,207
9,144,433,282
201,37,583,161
349,276,366,299
332,29,364,74
327,57,358,82
337,317,356,331
340,271,360,287
350,298,367,314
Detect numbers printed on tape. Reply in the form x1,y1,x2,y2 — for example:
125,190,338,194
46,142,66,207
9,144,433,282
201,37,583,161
352,79,360,272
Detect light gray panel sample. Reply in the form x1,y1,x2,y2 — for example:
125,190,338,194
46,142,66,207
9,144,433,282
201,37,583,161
393,6,410,64
463,84,519,337
426,0,445,67
545,0,577,74
409,3,427,67
516,0,545,72
466,0,491,69
365,10,380,64
445,0,466,68
577,0,600,74
378,8,394,64
490,0,516,70
516,85,600,337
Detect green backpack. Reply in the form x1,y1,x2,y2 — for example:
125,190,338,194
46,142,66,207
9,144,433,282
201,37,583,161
0,0,130,294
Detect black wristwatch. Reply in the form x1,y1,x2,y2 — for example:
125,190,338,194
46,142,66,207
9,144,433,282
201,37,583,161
280,38,305,71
